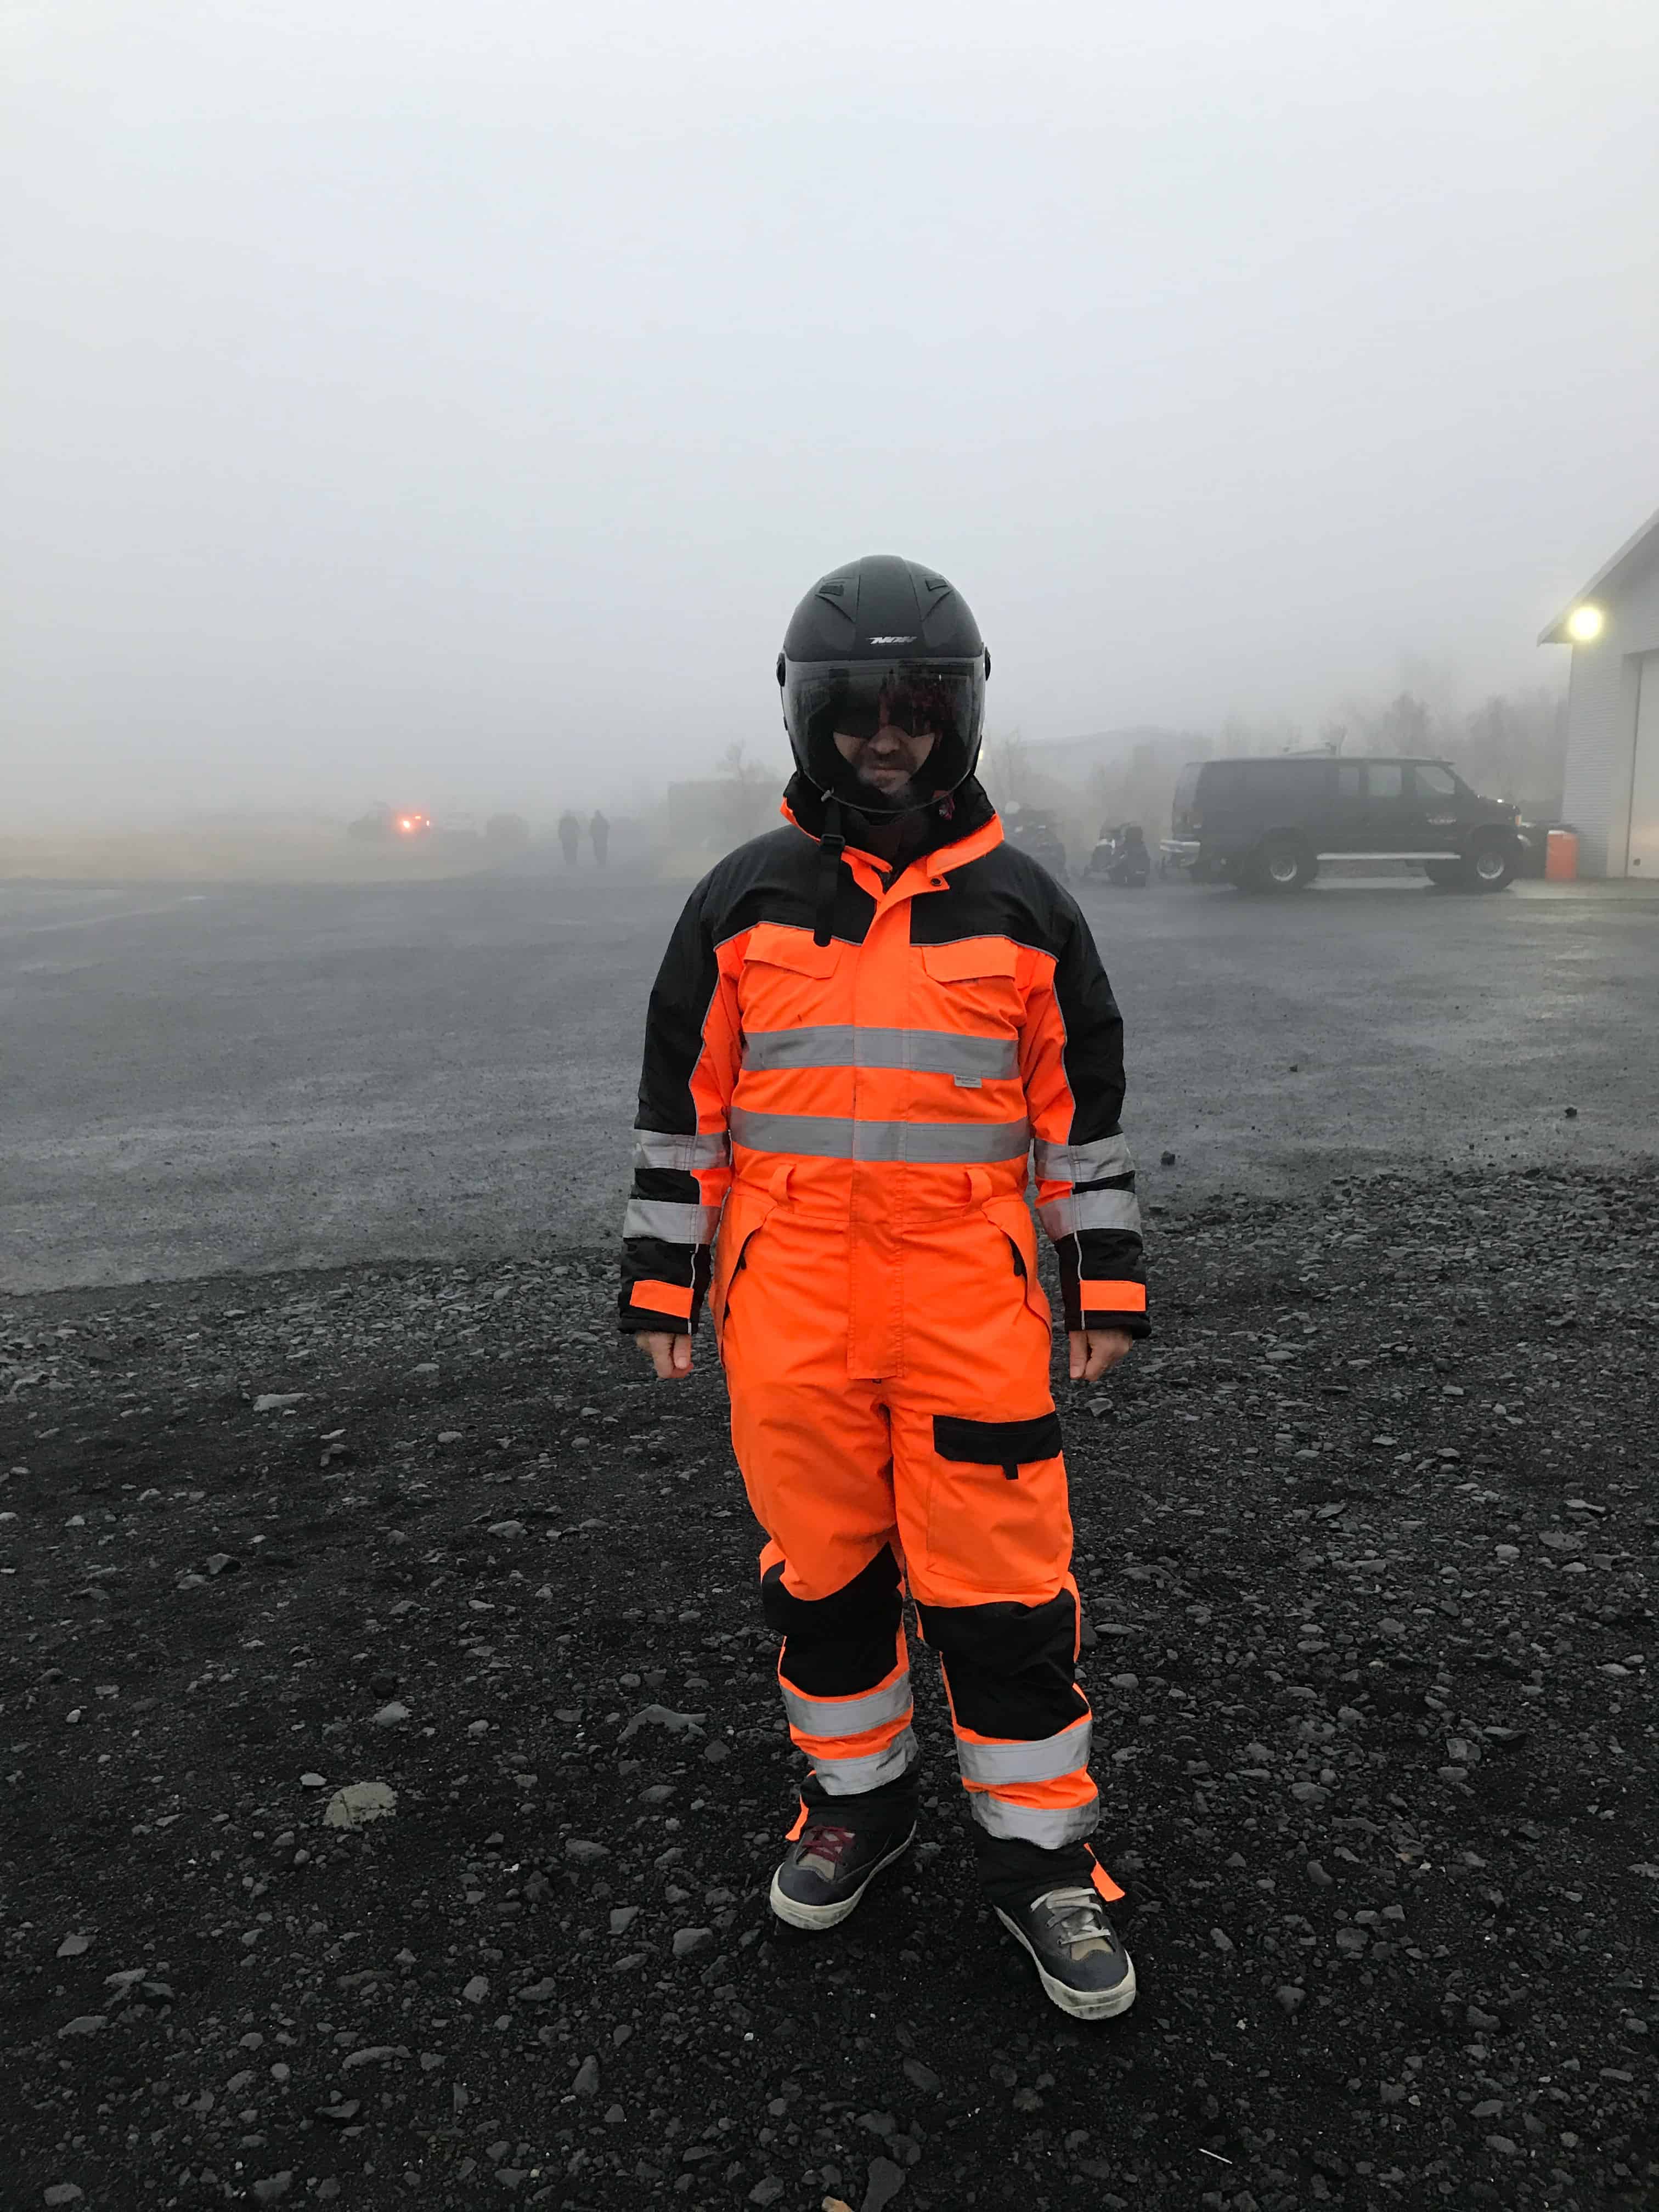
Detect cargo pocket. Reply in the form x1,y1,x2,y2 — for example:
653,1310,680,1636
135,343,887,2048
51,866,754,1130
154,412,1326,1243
933,1412,1064,1481
708,1190,775,1348
922,1408,1072,1600
983,1195,1052,1330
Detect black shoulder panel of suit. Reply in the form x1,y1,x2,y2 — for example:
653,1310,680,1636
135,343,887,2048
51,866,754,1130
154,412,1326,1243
693,792,1093,964
905,837,1085,958
696,822,878,947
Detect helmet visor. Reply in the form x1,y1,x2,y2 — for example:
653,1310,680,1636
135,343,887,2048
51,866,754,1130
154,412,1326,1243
785,658,985,806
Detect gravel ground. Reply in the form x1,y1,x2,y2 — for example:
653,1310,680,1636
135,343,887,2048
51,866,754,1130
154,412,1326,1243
1,1166,1655,2212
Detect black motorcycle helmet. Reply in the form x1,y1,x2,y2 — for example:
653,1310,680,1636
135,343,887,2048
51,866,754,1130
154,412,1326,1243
777,554,990,820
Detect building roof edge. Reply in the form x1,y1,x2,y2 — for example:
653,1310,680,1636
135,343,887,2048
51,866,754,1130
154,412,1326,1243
1540,499,1659,643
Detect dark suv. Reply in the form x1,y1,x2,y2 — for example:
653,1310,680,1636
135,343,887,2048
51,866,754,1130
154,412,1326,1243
1161,755,1527,893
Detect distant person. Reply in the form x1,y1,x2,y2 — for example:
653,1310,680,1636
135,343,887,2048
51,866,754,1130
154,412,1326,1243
557,811,581,867
590,810,610,867
618,553,1147,2022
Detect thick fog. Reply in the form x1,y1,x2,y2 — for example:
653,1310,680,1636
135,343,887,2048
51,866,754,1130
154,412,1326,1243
5,0,1656,825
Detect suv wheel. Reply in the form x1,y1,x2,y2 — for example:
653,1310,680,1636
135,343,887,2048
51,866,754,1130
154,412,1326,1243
1246,835,1317,893
1463,837,1516,894
1424,860,1462,889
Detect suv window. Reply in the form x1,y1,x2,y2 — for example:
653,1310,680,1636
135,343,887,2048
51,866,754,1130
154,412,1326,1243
1336,764,1362,799
1365,763,1403,799
1413,764,1458,797
1249,760,1327,805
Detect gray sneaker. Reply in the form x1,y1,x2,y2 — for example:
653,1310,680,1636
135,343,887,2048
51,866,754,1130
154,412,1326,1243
995,1884,1137,2020
768,1817,916,1932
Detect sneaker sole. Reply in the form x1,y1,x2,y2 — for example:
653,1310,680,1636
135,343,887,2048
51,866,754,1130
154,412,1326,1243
995,1905,1138,2021
768,1824,917,1933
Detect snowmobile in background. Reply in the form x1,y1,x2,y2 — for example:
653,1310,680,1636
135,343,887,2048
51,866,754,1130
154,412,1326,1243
1086,822,1150,887
1002,808,1068,879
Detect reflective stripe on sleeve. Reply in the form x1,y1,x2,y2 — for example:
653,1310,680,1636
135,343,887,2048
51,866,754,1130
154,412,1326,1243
731,1107,1030,1164
623,1199,722,1244
781,1670,913,1740
810,1726,919,1796
955,1716,1092,1787
1032,1133,1133,1183
1081,1280,1148,1312
743,1026,1019,1080
1036,1188,1142,1239
631,1128,730,1173
628,1278,692,1320
966,1790,1099,1847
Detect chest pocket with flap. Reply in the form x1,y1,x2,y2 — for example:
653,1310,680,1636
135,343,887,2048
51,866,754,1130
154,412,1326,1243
919,936,1023,1028
738,922,843,1032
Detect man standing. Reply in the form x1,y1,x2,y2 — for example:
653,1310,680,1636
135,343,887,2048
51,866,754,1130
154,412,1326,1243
590,810,610,866
558,810,581,866
618,555,1148,2019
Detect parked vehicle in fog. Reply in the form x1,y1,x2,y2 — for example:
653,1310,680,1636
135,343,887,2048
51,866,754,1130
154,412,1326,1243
1160,755,1528,893
1003,808,1069,878
1086,822,1150,887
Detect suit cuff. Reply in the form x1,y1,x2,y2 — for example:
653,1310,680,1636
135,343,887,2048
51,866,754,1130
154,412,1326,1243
618,1277,696,1334
1062,1273,1151,1337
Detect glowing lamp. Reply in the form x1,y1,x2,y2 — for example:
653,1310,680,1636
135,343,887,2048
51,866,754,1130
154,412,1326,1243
1566,604,1604,644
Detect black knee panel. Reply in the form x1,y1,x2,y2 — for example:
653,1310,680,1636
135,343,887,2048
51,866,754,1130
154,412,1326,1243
918,1588,1086,1739
762,1543,903,1696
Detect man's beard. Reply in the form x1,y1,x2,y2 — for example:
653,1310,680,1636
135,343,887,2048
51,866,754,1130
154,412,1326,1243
851,766,930,814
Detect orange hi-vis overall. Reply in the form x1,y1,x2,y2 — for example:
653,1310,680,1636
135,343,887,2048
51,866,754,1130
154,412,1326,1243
619,776,1149,1904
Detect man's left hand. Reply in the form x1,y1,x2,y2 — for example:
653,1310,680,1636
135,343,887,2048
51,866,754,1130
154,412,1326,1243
1068,1328,1135,1383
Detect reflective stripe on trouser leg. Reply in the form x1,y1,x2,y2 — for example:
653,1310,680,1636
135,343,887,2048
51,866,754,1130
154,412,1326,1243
808,1723,920,1797
955,1712,1099,1847
758,1545,918,1807
916,1584,1118,1881
954,1712,1093,1787
780,1635,917,1797
779,1657,916,1742
964,1774,1100,1847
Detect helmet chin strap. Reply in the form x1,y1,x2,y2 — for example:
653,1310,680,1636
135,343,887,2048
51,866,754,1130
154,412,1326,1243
811,778,960,945
812,794,846,949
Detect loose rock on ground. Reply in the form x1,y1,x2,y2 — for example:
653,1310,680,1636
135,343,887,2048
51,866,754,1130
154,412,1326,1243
1,1167,1654,2209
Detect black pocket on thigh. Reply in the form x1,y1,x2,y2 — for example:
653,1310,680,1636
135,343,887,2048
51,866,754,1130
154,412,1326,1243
933,1411,1063,1481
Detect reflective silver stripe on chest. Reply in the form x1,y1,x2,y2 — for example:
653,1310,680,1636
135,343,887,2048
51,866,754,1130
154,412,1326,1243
730,1107,1030,1164
742,1025,1018,1080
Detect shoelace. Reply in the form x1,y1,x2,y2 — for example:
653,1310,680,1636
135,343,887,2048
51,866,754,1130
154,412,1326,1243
1033,1885,1118,1959
797,1823,857,1877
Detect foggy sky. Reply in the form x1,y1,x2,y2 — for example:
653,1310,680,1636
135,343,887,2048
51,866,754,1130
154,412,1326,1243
6,0,1657,823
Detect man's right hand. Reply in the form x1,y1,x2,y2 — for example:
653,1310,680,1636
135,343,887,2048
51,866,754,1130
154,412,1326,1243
635,1331,693,1381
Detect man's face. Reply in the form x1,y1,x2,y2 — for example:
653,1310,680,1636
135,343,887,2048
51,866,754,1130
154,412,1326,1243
832,719,938,808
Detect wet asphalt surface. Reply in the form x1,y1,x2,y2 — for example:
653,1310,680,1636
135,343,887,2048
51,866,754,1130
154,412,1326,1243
2,864,1655,1294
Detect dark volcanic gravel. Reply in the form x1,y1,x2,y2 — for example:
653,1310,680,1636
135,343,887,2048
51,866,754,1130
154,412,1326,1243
2,1166,1655,2212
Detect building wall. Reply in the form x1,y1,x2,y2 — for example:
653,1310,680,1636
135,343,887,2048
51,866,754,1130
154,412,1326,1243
1560,550,1659,876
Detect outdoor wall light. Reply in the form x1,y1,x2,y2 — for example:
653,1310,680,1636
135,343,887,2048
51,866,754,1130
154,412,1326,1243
1566,604,1605,643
